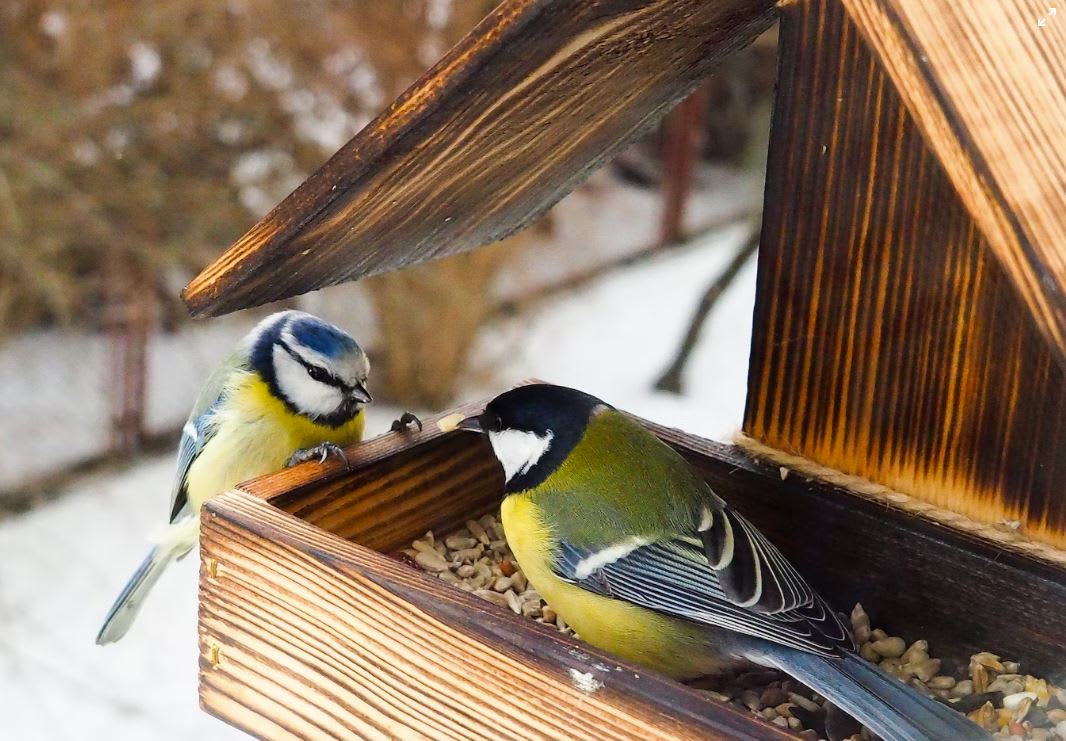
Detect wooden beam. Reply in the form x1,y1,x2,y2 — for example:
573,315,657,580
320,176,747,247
181,0,777,318
841,0,1066,368
658,84,711,247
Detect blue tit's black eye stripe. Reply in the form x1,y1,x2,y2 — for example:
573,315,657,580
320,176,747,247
278,339,349,390
306,364,331,383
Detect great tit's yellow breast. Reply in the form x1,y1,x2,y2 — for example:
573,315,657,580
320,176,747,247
501,494,730,679
184,375,365,510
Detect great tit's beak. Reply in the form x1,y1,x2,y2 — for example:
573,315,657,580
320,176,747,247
456,414,484,433
351,381,373,404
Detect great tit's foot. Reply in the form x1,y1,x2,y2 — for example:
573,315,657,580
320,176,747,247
390,411,423,433
287,442,350,469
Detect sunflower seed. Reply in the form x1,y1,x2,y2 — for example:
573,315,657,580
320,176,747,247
466,519,490,544
414,549,451,572
871,637,906,658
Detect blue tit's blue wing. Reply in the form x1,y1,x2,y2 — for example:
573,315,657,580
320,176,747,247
167,413,214,522
167,352,246,522
554,522,853,657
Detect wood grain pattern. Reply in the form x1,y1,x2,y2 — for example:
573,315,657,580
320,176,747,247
747,0,1066,548
200,491,791,740
841,0,1066,367
181,0,777,318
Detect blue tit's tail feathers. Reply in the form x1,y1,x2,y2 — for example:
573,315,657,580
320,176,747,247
754,645,989,741
96,546,174,645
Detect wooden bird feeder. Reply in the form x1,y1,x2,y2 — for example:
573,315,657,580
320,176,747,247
189,0,1066,738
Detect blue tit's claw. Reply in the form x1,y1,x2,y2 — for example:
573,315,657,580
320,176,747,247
390,411,423,433
287,442,350,470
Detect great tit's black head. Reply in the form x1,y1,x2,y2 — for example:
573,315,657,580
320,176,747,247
460,384,611,493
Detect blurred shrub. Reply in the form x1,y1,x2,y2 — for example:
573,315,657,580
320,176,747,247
0,0,500,335
366,238,517,408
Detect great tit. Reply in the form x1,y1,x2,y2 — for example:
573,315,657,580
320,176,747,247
458,384,987,741
96,310,372,645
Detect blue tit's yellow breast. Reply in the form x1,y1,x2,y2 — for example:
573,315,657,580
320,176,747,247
184,374,365,511
501,494,728,679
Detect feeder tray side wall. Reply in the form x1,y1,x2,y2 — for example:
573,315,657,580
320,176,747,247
220,412,1066,684
198,491,787,740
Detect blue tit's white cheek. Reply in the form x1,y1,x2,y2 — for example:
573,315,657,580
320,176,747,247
282,324,370,390
334,353,370,390
271,345,345,418
487,429,554,483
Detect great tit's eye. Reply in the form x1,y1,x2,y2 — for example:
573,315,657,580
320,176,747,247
306,365,330,383
492,415,504,432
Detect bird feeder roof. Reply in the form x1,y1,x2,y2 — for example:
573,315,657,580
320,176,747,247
182,0,1066,364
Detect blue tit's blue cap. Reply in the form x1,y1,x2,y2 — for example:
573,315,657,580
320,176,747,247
288,314,363,359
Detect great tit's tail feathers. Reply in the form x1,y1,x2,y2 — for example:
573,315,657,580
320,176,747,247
755,646,989,741
95,546,174,645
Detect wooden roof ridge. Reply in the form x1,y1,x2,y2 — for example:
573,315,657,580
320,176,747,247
180,0,777,318
842,0,1066,364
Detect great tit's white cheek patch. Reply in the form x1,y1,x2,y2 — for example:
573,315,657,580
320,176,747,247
487,429,554,483
272,345,345,418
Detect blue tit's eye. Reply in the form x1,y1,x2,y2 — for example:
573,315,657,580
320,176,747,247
306,365,330,383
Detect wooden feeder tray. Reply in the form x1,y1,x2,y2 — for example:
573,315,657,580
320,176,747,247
198,397,1066,740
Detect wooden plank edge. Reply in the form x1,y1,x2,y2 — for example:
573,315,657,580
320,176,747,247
234,384,542,503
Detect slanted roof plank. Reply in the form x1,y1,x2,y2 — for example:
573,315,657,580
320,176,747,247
842,0,1066,365
182,0,777,317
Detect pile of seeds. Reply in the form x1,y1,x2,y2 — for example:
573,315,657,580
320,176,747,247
397,513,575,635
403,515,1064,740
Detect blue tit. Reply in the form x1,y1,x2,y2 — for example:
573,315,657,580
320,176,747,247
457,384,987,741
96,310,372,645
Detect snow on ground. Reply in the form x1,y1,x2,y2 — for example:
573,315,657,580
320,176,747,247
0,406,402,741
0,225,756,739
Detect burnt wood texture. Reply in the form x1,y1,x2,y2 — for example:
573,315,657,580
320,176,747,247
746,0,1066,550
182,0,776,318
842,0,1066,369
199,406,1066,739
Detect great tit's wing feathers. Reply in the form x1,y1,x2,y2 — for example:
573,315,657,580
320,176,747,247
554,536,852,656
167,351,247,522
698,503,817,614
545,410,850,654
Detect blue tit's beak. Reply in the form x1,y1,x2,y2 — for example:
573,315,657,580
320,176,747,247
351,381,373,404
457,414,484,433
